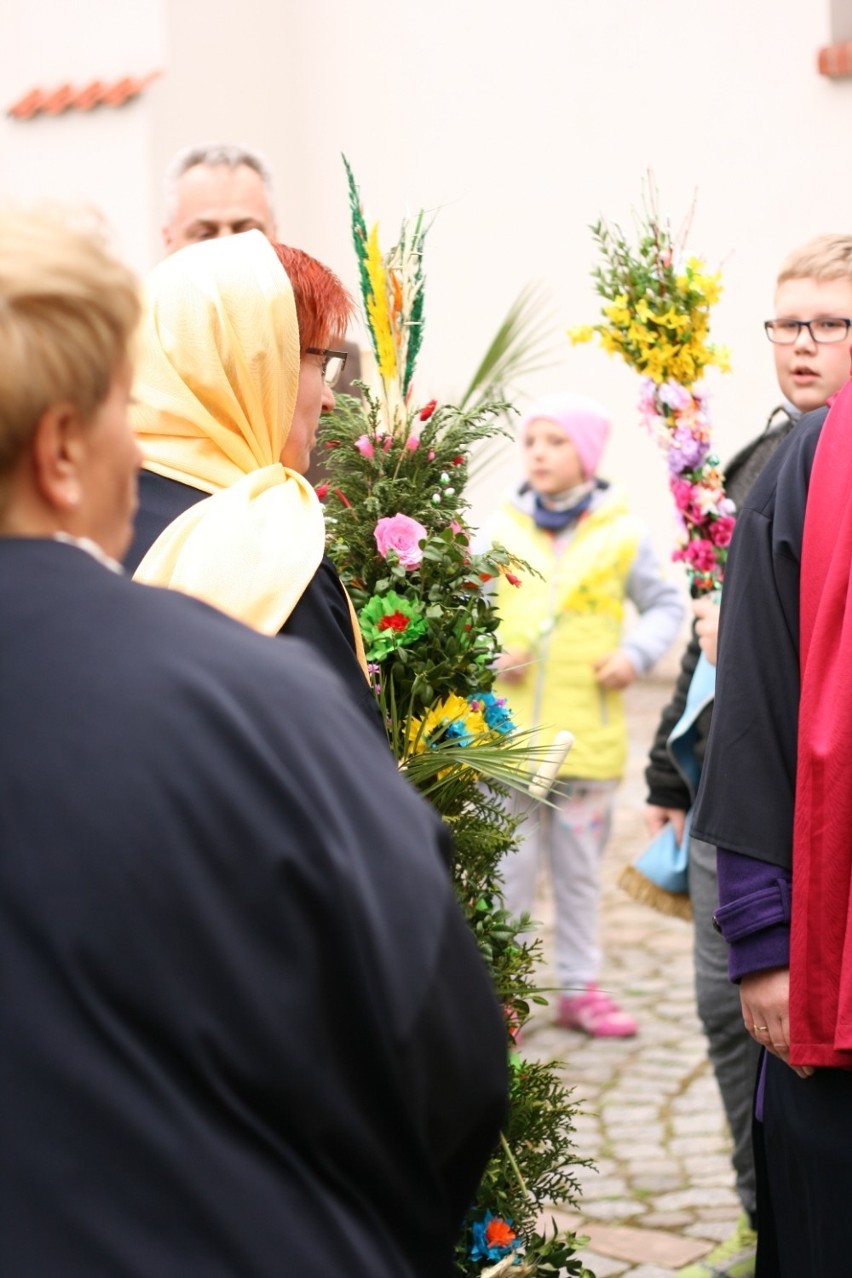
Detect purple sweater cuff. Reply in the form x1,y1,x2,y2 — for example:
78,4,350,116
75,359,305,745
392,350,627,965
715,848,791,982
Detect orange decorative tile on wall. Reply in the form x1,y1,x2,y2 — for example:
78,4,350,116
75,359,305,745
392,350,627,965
7,72,161,120
818,42,852,77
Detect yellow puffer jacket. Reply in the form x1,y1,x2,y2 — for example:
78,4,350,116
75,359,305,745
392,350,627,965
491,491,642,780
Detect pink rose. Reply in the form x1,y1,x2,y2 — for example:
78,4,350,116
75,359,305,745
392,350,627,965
709,516,736,547
374,513,428,569
355,435,374,458
405,435,419,451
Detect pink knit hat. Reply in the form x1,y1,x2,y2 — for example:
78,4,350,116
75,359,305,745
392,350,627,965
520,392,611,480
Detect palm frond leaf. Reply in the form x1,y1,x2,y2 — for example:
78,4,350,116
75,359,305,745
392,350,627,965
458,280,564,411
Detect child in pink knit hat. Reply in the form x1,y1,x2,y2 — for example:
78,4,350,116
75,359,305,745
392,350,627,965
480,392,683,1037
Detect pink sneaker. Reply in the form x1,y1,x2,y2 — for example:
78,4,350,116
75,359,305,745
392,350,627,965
555,984,638,1038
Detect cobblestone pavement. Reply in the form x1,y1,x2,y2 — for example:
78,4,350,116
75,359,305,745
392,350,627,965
522,675,740,1277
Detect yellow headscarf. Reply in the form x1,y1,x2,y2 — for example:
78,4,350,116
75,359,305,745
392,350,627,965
130,231,325,636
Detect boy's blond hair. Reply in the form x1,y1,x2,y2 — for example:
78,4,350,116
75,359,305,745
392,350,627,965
776,233,852,285
0,206,140,492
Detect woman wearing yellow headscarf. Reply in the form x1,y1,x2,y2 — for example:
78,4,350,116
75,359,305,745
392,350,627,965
126,230,378,727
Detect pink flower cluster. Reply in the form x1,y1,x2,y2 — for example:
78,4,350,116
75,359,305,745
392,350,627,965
355,434,393,458
639,377,735,593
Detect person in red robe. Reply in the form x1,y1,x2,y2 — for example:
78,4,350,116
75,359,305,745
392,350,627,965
692,373,852,1275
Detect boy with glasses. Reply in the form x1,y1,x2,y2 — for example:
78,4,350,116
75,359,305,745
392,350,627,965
644,233,852,1278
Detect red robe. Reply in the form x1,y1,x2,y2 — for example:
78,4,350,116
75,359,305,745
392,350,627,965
792,377,852,1067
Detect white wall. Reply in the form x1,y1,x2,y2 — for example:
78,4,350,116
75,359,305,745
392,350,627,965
280,0,852,559
2,0,851,574
0,0,165,267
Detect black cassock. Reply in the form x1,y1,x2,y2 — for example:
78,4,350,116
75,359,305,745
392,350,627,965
0,539,506,1278
125,469,384,736
692,406,828,870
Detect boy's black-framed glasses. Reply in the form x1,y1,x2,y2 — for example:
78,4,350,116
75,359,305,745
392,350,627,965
306,346,348,387
764,318,852,345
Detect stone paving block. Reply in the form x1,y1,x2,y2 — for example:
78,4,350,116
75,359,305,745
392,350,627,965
668,1134,729,1157
699,1205,746,1222
683,1155,734,1176
603,1104,661,1124
653,1186,739,1212
671,1090,722,1115
582,1197,646,1221
683,1219,740,1244
635,1047,697,1065
688,1171,736,1190
628,1173,683,1193
640,1210,695,1229
674,1110,732,1135
612,1073,677,1095
627,1266,686,1278
575,1176,628,1198
576,1249,631,1276
548,1211,712,1268
612,1141,670,1163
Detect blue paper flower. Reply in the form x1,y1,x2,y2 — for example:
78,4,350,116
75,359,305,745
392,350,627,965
470,1210,521,1262
469,691,515,735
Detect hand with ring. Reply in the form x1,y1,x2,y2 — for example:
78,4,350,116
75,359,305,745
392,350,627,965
740,967,815,1079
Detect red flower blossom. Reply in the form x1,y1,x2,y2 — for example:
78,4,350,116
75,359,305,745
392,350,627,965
334,487,352,509
485,1218,517,1248
418,398,438,421
377,611,410,633
505,572,522,588
314,482,329,500
451,455,465,466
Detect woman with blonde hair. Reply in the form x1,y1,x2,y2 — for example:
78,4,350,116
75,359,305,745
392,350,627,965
126,229,380,726
0,207,507,1278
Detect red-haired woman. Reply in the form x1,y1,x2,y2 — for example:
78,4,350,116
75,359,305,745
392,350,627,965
125,230,380,728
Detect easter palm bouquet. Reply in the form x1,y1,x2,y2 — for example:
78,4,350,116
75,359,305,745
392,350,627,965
571,184,733,594
317,158,592,1278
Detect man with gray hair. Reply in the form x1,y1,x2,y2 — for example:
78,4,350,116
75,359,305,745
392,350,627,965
160,141,361,470
162,142,276,253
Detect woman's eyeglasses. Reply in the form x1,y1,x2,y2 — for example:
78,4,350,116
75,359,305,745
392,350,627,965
306,346,348,387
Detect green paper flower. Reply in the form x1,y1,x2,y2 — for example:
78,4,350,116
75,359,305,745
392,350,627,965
359,590,428,660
